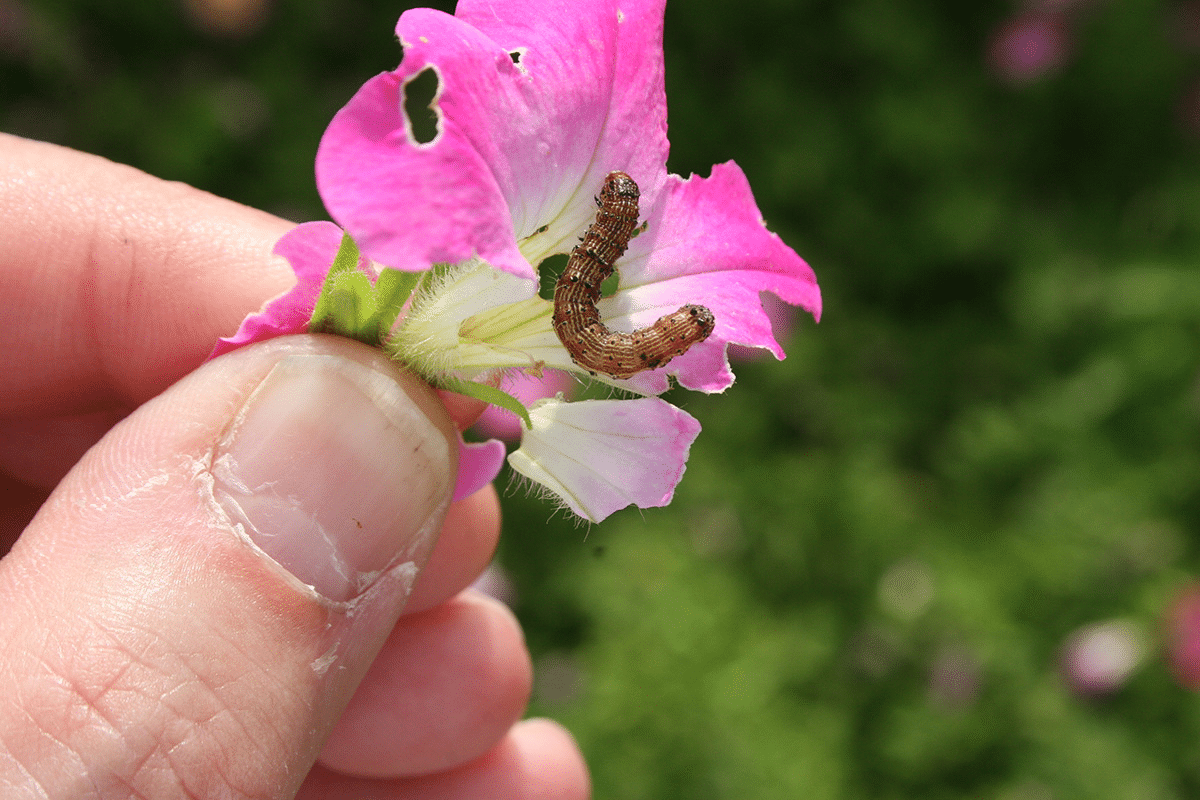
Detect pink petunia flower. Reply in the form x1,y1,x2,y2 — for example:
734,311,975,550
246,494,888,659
1167,583,1200,690
1060,619,1146,696
218,0,820,522
987,10,1073,85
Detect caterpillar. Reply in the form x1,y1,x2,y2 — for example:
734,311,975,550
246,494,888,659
551,171,716,379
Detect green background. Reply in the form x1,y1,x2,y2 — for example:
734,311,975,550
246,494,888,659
6,0,1200,796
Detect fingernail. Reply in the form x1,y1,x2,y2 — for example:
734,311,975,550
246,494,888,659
210,354,453,603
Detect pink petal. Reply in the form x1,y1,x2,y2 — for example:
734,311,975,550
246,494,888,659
507,397,700,522
987,11,1073,85
316,0,671,278
1167,583,1200,690
604,161,822,394
473,369,578,441
1060,620,1145,696
728,293,797,362
454,437,507,502
209,221,354,359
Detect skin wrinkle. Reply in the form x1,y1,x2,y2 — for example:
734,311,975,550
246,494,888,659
71,218,117,410
165,711,262,800
1,675,64,800
182,622,311,731
15,650,128,796
72,468,177,536
49,625,187,792
84,173,160,412
64,614,279,798
0,745,49,800
159,646,297,800
110,213,144,396
116,200,193,393
111,197,176,395
1,139,294,417
10,475,306,798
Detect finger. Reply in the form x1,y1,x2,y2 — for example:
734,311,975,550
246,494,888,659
405,485,501,615
0,396,486,494
0,133,293,415
0,427,501,605
0,473,43,554
0,136,493,435
319,592,531,777
0,336,470,795
0,408,130,490
299,719,591,800
436,389,489,430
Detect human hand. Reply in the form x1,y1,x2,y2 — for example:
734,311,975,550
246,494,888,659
0,134,590,798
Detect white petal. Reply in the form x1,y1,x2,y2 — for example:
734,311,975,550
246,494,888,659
507,398,701,523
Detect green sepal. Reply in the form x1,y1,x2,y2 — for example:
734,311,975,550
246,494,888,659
438,375,532,429
308,234,418,347
365,268,420,339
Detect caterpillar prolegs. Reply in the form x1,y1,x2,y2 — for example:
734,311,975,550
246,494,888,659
551,171,716,379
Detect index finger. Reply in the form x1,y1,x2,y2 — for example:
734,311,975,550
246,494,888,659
0,134,295,416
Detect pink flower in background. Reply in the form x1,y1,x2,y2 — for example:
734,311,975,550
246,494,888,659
217,0,820,521
1060,619,1146,696
1170,1,1200,51
927,644,982,711
1177,77,1200,137
1167,584,1200,689
988,10,1073,85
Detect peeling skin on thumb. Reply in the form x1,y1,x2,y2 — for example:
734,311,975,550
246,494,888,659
311,643,339,676
192,454,336,607
195,455,428,621
194,354,452,606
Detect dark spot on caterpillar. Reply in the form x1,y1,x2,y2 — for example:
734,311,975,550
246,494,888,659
551,171,716,379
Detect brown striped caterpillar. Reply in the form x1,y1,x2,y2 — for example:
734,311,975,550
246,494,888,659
551,171,716,379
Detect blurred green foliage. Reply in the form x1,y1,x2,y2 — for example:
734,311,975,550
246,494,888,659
7,0,1200,796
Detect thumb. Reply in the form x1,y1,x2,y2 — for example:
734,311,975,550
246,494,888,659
0,335,457,796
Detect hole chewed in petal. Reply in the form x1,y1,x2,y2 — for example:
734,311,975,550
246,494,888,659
508,47,527,74
401,67,442,146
